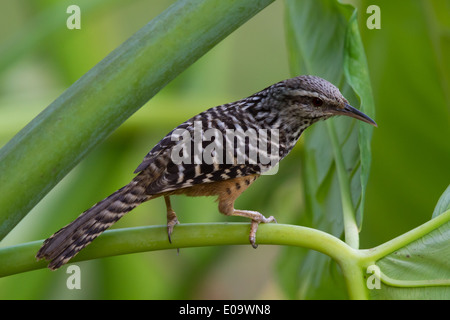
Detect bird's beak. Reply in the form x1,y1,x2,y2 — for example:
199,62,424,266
331,103,377,127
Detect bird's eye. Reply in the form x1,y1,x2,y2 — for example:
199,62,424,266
312,97,323,107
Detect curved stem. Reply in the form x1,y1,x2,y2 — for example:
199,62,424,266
1,222,370,298
0,223,357,278
2,213,447,297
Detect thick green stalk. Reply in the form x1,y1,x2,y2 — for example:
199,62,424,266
0,0,275,240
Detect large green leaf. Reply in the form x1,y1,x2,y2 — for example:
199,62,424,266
371,185,450,299
279,0,375,299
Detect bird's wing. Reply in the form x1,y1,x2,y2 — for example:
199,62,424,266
136,105,277,195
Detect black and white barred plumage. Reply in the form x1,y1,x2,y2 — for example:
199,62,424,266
36,75,376,269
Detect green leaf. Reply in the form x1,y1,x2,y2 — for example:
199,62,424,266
0,0,275,240
280,0,375,298
432,184,450,218
372,223,450,299
343,10,376,228
370,186,450,299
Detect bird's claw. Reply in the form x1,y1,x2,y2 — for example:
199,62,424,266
249,215,277,249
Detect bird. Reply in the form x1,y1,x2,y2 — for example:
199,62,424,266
36,75,376,270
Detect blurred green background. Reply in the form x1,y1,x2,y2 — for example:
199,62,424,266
0,0,448,299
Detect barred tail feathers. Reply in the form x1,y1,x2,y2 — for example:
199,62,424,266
36,179,150,270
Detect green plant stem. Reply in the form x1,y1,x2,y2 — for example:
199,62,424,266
0,0,275,240
0,222,368,299
378,270,450,287
359,209,450,264
327,120,360,249
339,259,369,299
0,223,357,278
2,212,448,297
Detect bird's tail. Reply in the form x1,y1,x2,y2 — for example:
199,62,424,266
36,177,151,270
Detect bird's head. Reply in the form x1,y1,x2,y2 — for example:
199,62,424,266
276,75,377,127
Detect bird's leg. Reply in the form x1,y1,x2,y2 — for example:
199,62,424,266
231,209,277,248
164,195,179,244
215,175,276,248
